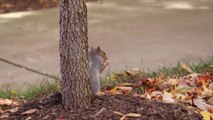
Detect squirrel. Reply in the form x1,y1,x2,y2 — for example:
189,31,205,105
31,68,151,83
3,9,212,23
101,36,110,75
89,46,109,94
50,46,108,103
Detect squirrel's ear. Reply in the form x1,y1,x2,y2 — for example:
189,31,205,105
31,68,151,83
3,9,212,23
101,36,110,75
97,46,101,51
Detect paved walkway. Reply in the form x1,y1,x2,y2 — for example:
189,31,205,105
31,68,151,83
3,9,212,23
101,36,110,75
0,0,213,88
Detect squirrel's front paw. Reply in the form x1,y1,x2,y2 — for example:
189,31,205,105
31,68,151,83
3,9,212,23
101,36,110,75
103,61,109,67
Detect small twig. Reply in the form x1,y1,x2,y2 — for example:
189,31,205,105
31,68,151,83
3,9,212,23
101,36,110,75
0,57,58,80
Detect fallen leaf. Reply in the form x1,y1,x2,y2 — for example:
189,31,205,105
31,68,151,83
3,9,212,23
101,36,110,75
207,97,213,105
209,82,213,89
21,109,38,115
167,78,178,86
0,113,9,119
125,113,141,118
120,83,135,87
96,91,105,96
113,111,141,120
117,86,133,92
201,79,212,96
0,98,19,106
208,108,213,113
200,111,213,120
194,97,213,111
175,86,191,94
151,91,162,97
112,111,124,116
178,78,188,87
198,75,212,81
108,75,117,81
120,116,126,120
180,63,193,73
109,86,118,94
25,117,32,120
8,107,19,113
162,91,176,103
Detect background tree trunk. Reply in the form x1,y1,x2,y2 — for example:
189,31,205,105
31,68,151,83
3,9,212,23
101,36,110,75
59,0,92,110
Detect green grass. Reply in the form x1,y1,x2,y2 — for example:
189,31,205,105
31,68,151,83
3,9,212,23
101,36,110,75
0,78,60,100
101,56,213,87
0,56,212,100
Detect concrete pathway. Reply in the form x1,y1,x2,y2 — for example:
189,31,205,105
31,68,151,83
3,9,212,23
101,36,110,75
0,0,213,88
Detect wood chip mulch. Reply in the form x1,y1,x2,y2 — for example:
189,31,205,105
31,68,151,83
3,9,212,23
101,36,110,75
5,93,202,120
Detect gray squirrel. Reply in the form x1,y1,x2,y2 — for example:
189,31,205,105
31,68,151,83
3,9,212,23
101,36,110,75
89,46,109,94
50,46,108,102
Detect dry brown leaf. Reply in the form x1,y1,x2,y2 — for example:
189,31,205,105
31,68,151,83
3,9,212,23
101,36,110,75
162,91,176,103
0,113,9,119
180,63,193,73
25,117,32,120
117,86,133,92
208,97,213,105
112,111,124,116
209,82,213,89
167,78,178,85
8,107,19,113
194,97,213,111
208,108,213,113
113,111,141,120
21,109,38,115
120,83,135,87
125,113,141,118
0,98,19,106
120,116,126,120
201,79,212,96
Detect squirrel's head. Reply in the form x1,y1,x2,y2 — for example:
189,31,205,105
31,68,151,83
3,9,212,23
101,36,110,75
90,46,109,66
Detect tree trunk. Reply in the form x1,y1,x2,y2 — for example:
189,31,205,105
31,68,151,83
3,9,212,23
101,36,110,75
59,0,92,110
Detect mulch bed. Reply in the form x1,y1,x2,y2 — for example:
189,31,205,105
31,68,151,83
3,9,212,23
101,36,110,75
0,0,100,14
6,93,202,120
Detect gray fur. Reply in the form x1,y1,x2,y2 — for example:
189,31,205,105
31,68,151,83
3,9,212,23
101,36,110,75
89,48,104,94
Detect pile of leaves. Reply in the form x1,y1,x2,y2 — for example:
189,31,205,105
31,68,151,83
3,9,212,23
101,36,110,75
0,64,212,119
102,64,213,119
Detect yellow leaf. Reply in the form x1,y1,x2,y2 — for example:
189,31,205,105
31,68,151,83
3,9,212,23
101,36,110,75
108,75,117,81
175,86,192,94
180,63,193,73
109,86,119,94
200,111,213,120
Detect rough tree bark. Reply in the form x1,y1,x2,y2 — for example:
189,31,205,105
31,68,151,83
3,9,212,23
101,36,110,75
59,0,92,110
